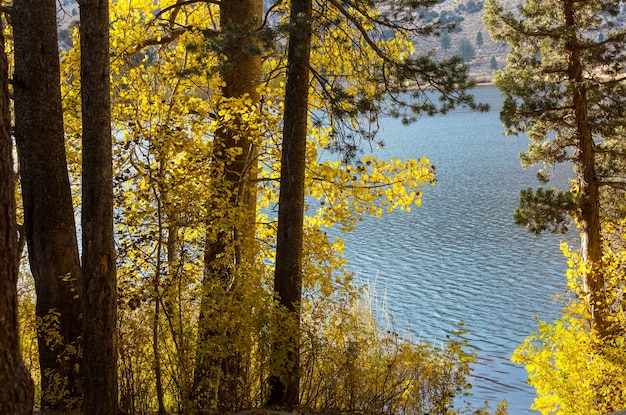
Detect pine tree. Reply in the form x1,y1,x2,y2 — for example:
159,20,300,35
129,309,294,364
267,0,486,407
458,37,475,62
12,0,82,407
193,1,264,410
485,0,626,336
267,0,312,405
476,30,484,48
79,0,118,412
0,17,35,415
441,31,452,50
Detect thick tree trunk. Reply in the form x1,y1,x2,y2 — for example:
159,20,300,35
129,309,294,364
267,0,312,406
565,1,606,336
193,0,262,410
0,21,35,415
11,0,82,408
575,86,605,334
79,0,118,413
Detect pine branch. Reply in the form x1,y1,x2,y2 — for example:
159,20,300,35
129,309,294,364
514,187,576,234
327,0,394,66
579,29,626,50
599,179,626,190
489,8,563,40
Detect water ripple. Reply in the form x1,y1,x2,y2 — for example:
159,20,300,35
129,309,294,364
326,87,572,414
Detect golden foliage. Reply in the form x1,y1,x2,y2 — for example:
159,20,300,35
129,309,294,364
11,0,495,413
513,219,626,415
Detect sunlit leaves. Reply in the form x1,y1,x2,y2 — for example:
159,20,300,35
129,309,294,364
308,155,435,231
513,219,626,414
39,0,479,410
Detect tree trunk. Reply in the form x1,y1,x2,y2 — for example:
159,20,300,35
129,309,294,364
11,0,82,408
0,20,35,415
565,1,606,336
267,0,312,406
575,86,605,334
193,0,262,410
79,0,118,413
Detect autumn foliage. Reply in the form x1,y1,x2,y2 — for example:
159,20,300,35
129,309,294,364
2,0,503,413
513,220,626,414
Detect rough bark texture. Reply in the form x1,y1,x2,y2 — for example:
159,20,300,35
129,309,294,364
79,0,118,413
11,0,82,408
0,21,35,415
193,0,263,411
564,1,605,335
268,0,312,406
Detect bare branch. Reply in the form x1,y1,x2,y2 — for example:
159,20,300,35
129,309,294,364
126,26,219,56
259,0,283,31
153,0,220,22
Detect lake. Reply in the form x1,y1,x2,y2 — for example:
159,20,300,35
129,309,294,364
326,86,573,414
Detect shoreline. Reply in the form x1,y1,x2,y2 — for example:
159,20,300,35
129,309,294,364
473,75,495,87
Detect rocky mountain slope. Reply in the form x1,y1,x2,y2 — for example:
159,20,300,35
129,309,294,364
411,0,520,80
56,0,515,79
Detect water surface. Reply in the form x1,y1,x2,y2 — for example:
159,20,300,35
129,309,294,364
326,87,572,414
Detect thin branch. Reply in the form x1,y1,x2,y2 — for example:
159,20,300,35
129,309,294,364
258,0,284,31
153,0,220,22
249,176,280,184
127,26,219,56
166,0,185,26
595,147,626,158
599,179,626,190
134,27,188,50
309,175,405,190
595,74,626,86
326,0,393,66
530,105,576,116
579,29,626,50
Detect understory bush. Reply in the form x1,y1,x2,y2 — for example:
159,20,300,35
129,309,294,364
19,267,507,414
300,284,508,415
513,220,626,415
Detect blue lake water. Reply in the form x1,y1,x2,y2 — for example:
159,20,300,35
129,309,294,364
323,86,573,414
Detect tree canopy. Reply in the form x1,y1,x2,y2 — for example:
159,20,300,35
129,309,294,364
1,0,503,413
485,0,626,334
486,0,626,412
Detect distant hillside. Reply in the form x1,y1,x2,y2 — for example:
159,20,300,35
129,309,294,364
56,0,79,50
55,0,515,78
415,0,626,80
411,0,521,80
